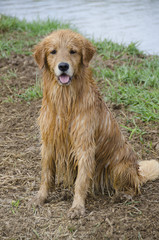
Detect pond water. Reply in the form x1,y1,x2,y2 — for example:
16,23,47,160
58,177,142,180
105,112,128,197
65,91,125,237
1,0,159,54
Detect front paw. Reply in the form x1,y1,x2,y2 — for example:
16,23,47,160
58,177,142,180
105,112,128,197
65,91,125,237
68,205,85,219
30,192,47,208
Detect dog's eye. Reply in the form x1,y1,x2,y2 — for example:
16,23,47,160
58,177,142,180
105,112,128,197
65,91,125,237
50,50,57,54
70,50,76,54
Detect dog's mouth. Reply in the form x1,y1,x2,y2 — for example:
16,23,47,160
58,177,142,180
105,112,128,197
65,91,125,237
58,74,72,85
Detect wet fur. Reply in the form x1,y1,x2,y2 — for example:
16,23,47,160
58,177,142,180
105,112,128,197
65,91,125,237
33,29,159,218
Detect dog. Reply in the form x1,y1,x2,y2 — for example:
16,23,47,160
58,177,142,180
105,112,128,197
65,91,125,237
33,29,159,218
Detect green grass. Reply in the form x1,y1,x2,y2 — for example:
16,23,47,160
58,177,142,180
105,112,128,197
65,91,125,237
1,69,17,81
0,15,159,122
121,118,146,142
17,83,42,102
93,40,159,122
93,39,143,59
0,14,71,35
0,14,72,57
17,75,43,102
11,200,20,214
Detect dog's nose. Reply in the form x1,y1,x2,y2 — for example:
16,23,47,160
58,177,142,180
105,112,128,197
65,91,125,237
58,62,69,72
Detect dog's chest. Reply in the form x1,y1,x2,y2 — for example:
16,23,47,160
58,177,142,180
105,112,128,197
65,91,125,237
54,114,71,144
53,114,77,185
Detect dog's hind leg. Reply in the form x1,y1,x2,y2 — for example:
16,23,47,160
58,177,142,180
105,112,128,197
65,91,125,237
111,162,141,197
33,143,56,206
109,144,141,196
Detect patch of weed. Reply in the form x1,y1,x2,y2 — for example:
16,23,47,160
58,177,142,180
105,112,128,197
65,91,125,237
17,76,42,102
17,84,42,102
93,55,159,122
1,69,17,81
121,118,146,142
93,39,126,59
11,199,20,214
0,15,73,57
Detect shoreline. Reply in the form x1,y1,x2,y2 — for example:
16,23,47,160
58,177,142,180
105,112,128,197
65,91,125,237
1,15,159,123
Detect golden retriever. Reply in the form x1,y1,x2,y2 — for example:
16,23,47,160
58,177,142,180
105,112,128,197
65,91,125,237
33,29,159,218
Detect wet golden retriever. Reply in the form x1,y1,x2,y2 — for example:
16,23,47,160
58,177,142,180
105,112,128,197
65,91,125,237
33,29,159,218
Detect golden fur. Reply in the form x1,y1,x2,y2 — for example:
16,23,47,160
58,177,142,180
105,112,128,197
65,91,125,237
33,29,159,218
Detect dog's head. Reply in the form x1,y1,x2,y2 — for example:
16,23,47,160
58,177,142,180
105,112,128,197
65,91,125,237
34,29,96,86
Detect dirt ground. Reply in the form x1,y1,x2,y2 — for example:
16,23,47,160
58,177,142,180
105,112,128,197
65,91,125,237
0,54,159,240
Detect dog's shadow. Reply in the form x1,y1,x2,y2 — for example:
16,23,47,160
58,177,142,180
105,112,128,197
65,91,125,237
46,186,134,208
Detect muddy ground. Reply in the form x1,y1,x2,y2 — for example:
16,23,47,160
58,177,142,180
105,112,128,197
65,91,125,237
0,54,159,240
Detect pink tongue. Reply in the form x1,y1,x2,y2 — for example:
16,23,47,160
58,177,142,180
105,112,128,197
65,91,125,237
59,75,70,83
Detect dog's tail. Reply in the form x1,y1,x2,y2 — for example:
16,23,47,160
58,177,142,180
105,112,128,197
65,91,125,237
139,159,159,184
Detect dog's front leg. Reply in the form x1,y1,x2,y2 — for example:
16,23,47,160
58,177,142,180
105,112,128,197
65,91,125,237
33,143,56,206
68,147,95,219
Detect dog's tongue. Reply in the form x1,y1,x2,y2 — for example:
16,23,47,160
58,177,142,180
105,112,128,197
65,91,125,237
59,75,70,84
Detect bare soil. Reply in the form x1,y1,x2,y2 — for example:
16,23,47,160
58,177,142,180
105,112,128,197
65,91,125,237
0,54,159,240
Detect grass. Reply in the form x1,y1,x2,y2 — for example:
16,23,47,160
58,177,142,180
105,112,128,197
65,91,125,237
0,14,159,123
17,84,42,102
0,14,72,57
17,75,43,102
1,69,17,81
11,200,20,214
121,118,146,142
93,40,159,122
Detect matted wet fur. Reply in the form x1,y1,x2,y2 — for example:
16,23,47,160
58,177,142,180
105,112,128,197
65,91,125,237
33,29,159,218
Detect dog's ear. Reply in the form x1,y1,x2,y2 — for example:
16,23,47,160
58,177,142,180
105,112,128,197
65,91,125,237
33,42,46,69
82,39,96,67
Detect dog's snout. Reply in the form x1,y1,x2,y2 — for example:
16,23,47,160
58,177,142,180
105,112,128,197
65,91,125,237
58,62,69,72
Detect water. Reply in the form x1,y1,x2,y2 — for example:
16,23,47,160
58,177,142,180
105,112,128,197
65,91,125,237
1,0,159,54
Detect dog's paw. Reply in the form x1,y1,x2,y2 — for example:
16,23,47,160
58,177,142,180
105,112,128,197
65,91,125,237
29,194,46,208
112,192,133,204
67,205,85,219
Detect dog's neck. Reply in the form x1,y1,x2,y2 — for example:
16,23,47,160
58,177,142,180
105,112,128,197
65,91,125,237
42,67,97,116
